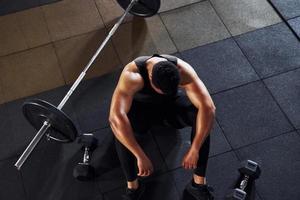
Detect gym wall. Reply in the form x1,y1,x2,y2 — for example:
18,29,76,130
0,0,177,105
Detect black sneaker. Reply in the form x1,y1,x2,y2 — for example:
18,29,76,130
185,181,214,200
122,180,146,200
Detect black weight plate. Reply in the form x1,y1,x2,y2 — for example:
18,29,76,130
23,99,78,143
117,0,161,17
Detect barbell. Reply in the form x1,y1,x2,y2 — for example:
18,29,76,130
14,0,161,170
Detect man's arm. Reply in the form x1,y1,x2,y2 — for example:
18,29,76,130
178,59,216,152
109,63,153,176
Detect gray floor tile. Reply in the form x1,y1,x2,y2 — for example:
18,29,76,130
21,138,103,200
0,0,61,16
235,132,300,200
159,0,203,13
0,157,25,200
181,38,259,93
235,23,300,78
152,121,231,170
211,0,281,36
112,16,177,65
103,172,180,200
264,68,300,129
213,81,293,149
288,16,300,37
160,1,230,51
269,0,300,19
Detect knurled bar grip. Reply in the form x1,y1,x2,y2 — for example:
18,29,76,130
14,0,138,170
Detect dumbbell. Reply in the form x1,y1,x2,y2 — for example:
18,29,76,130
73,133,98,181
227,160,261,200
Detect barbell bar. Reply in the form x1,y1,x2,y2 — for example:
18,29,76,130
14,0,161,170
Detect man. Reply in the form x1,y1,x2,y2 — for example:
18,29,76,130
109,54,216,200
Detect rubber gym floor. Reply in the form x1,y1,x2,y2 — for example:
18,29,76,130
0,0,299,200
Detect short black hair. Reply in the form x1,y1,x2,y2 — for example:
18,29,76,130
152,61,180,96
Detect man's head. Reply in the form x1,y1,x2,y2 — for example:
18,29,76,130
150,61,180,96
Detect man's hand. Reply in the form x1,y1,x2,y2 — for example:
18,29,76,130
182,147,199,170
137,154,154,177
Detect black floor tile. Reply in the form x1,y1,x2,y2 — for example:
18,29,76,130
0,0,61,16
0,104,19,160
71,71,121,133
135,132,168,174
91,129,120,178
0,99,36,160
170,152,249,199
213,81,293,149
92,128,125,193
269,0,300,19
21,138,103,200
264,68,300,129
151,126,189,170
181,38,259,93
96,130,168,193
209,121,232,156
97,167,126,194
0,157,26,200
152,121,232,170
288,16,300,37
235,132,300,200
0,85,80,160
103,172,180,200
207,151,261,200
235,23,300,78
170,167,193,198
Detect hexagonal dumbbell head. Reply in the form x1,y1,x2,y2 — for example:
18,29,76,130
232,188,247,200
238,160,261,179
78,133,98,150
73,163,95,181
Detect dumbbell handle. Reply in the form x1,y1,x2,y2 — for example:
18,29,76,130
239,175,250,191
83,147,90,164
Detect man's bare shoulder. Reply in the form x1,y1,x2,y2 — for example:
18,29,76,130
117,62,144,94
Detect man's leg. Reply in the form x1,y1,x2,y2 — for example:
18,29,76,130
167,94,211,185
115,138,139,189
114,100,160,190
191,122,210,185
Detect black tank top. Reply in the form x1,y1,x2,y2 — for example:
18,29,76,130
133,54,178,103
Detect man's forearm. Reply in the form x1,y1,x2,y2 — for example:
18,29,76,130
191,106,215,151
109,114,147,159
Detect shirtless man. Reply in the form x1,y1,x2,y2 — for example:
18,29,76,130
109,54,216,200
